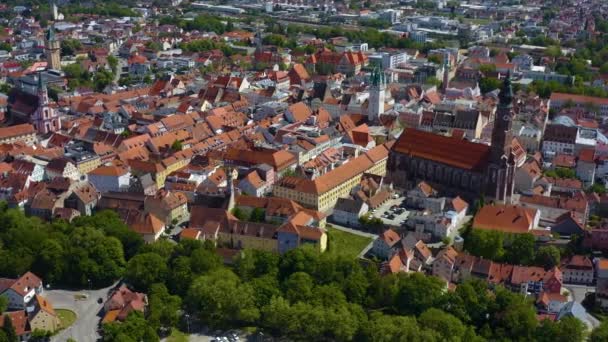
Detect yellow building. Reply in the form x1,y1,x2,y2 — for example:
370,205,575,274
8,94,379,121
0,124,36,146
273,143,390,213
144,190,189,224
74,155,101,175
129,149,193,188
29,295,60,332
217,221,279,252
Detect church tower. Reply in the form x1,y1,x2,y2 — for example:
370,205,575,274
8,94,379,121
490,72,514,163
368,67,386,123
32,74,61,135
487,72,515,203
45,25,61,71
441,53,450,93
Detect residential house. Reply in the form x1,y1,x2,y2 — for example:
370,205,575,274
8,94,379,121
238,170,267,197
519,192,589,226
28,295,60,332
551,211,585,237
576,148,596,187
88,165,131,193
0,124,36,145
432,246,459,284
0,310,30,341
0,272,43,310
128,54,151,76
331,198,368,227
45,158,80,181
65,182,99,216
127,211,165,243
26,190,61,221
453,254,563,294
102,285,147,323
561,255,594,285
473,204,540,234
537,292,568,314
372,229,401,259
596,259,608,309
144,190,189,225
276,222,327,254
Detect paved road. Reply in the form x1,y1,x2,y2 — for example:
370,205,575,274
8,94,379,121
48,283,118,342
564,284,600,330
329,223,378,239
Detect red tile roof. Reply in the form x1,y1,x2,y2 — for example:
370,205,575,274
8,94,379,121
473,204,537,234
392,128,490,171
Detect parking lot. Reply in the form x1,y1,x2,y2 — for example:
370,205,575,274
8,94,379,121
370,196,409,226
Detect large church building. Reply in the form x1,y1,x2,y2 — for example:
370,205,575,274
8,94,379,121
388,74,517,203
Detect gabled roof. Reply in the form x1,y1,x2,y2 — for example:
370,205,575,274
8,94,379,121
0,310,29,336
392,128,490,171
0,271,42,297
473,204,537,234
379,229,400,247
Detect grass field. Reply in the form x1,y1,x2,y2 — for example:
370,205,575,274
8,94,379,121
56,309,77,331
326,226,373,259
167,330,189,342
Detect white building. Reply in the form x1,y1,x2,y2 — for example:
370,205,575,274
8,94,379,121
88,165,131,193
332,198,369,227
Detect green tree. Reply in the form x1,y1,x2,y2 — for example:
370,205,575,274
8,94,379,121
492,287,538,340
61,38,82,57
147,283,182,331
231,207,248,221
588,183,607,195
479,77,502,94
249,208,265,222
125,253,168,292
419,308,467,341
170,139,183,151
187,269,259,327
107,55,118,74
73,210,144,259
464,229,505,260
102,311,158,342
65,227,126,287
190,247,222,274
536,316,586,342
168,256,193,296
361,312,435,341
535,246,561,269
0,297,6,314
590,320,608,342
479,64,497,74
504,233,536,265
395,273,446,316
2,315,16,342
0,43,11,52
283,272,314,303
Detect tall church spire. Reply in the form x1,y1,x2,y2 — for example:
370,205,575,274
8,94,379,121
490,71,515,163
45,24,61,70
498,70,514,107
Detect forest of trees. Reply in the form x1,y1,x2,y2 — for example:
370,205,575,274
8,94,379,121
0,203,600,341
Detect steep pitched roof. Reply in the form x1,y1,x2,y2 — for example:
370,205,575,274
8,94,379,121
473,204,537,234
392,128,490,171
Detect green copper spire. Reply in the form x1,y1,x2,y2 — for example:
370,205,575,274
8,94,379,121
46,24,56,42
371,66,384,87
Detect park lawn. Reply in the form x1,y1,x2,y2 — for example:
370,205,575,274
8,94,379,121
167,330,189,342
326,226,373,259
56,309,77,330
